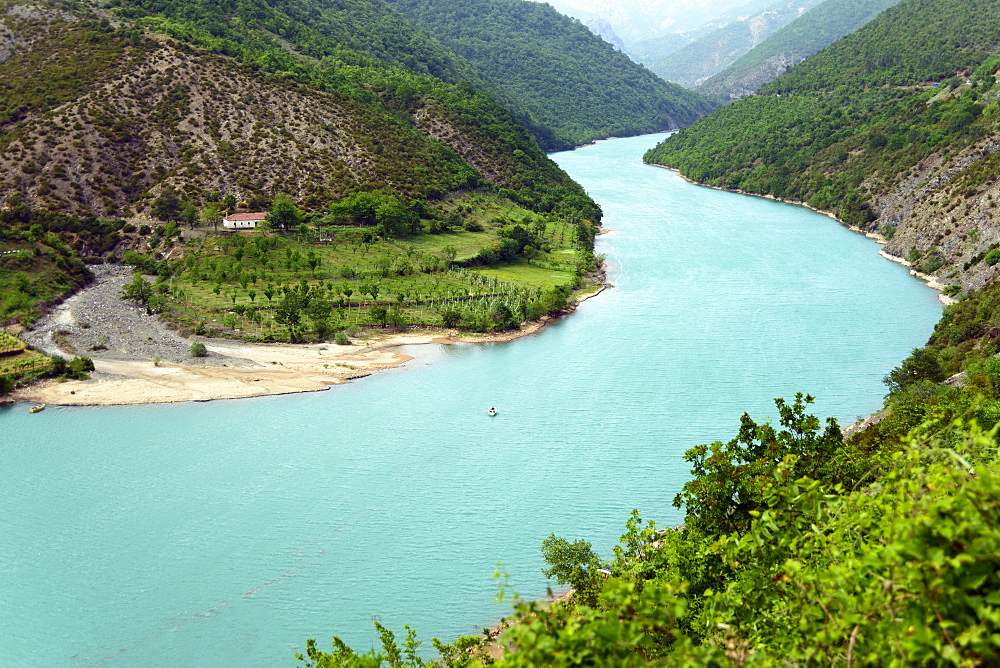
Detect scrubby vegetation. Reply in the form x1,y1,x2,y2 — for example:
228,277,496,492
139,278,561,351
0,0,611,400
0,208,94,326
0,0,600,226
300,383,1000,665
300,328,1000,664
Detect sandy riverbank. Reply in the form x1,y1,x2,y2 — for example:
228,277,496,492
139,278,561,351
10,266,602,406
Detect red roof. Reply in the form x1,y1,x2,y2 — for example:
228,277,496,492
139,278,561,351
224,212,269,222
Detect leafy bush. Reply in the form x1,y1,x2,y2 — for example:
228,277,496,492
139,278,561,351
189,342,207,357
302,401,1000,665
883,347,947,394
66,355,94,379
917,254,945,274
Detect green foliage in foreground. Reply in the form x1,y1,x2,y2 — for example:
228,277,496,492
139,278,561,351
302,383,1000,665
505,425,1000,666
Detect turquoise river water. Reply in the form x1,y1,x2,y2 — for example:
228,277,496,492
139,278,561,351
2,133,943,665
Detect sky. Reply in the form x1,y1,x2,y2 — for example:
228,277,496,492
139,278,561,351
540,0,783,42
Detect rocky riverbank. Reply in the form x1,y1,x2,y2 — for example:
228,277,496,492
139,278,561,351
648,163,958,305
19,264,220,364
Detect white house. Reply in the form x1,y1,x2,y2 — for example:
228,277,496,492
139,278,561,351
222,212,268,230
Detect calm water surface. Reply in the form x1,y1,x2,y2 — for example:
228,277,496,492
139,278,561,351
1,133,942,665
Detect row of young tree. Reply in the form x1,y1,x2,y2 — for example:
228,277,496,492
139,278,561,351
121,267,576,341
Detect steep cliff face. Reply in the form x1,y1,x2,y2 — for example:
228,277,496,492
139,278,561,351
697,0,904,101
871,136,1000,293
650,0,822,88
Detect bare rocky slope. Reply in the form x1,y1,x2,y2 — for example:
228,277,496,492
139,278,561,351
0,23,484,216
0,3,588,221
870,136,1000,293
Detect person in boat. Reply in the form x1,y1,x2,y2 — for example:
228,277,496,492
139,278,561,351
488,407,497,416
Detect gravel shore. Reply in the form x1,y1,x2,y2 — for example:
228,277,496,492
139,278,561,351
21,264,250,367
12,265,455,405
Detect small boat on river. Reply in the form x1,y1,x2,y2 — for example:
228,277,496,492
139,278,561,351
29,403,45,413
487,407,498,417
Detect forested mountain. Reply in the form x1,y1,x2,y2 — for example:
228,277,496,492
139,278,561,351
0,0,610,335
0,0,597,219
382,0,718,149
650,0,824,88
698,0,904,101
647,0,1000,294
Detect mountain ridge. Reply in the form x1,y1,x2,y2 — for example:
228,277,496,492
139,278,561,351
0,0,598,221
383,0,718,149
696,0,904,101
650,0,823,88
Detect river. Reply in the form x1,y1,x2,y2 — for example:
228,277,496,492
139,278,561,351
0,133,942,665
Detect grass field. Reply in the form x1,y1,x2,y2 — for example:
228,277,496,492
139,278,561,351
150,193,597,340
0,331,51,379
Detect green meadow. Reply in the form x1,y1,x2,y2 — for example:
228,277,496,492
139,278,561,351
141,194,599,341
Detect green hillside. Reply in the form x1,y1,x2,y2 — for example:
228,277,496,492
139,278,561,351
108,0,487,85
297,0,1000,663
697,0,903,101
0,0,602,220
646,0,1000,291
0,0,609,357
383,0,719,149
0,210,93,325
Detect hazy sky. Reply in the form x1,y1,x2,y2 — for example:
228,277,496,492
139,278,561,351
541,0,781,41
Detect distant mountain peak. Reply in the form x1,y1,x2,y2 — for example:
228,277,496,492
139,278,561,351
584,17,628,53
